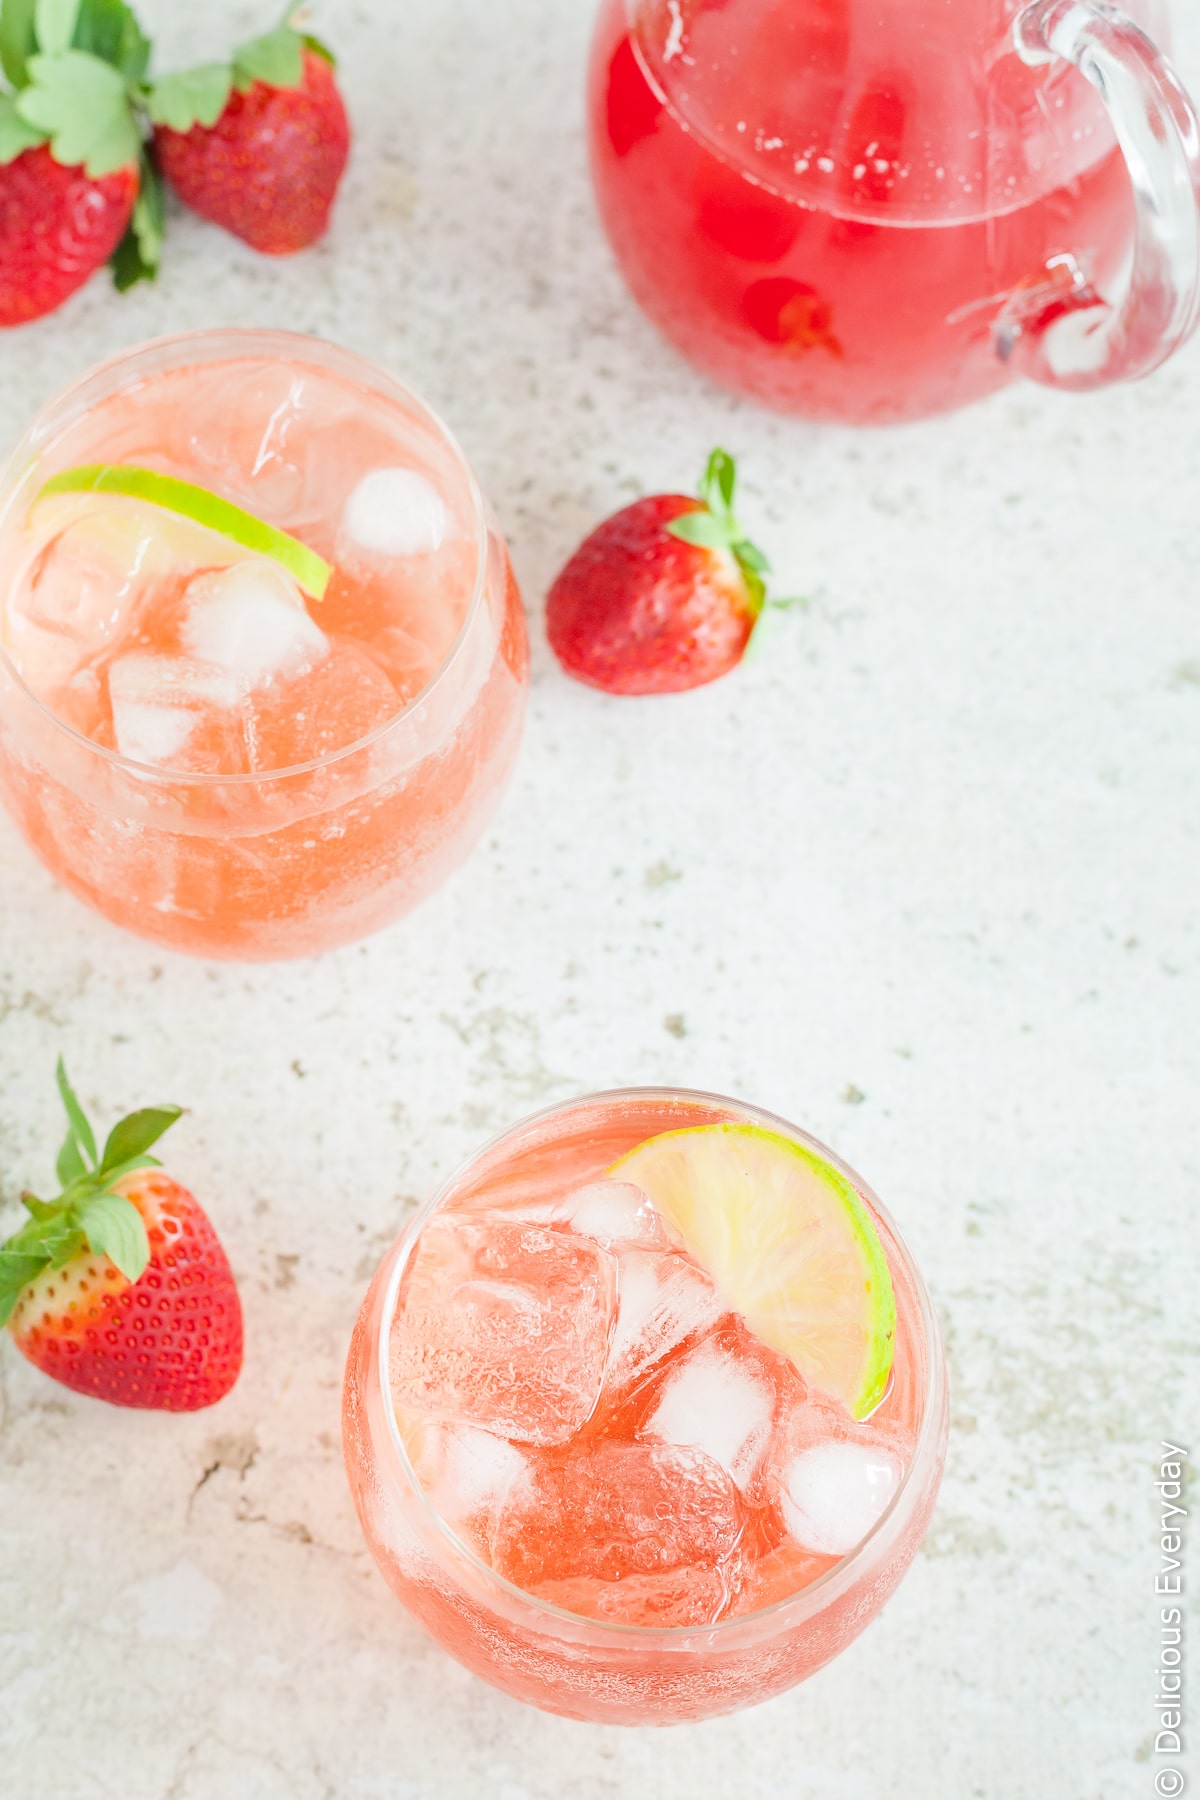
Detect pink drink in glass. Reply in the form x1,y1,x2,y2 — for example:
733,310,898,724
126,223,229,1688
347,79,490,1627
344,1090,948,1723
0,332,528,959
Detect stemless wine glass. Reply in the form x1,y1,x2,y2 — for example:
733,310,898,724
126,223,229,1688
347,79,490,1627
0,331,528,959
587,0,1200,422
343,1088,949,1725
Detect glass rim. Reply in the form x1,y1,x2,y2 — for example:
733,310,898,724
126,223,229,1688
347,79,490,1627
374,1084,948,1642
0,327,491,788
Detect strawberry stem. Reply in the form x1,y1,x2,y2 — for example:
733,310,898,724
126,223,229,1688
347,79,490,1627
665,447,772,618
0,1060,184,1324
55,1056,95,1156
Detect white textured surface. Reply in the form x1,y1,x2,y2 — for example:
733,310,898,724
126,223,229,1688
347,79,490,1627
1,1,1198,1795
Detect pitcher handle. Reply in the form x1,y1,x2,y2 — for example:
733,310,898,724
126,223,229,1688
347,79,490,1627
999,0,1200,388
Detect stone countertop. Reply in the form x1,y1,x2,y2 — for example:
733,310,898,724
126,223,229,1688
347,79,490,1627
1,3,1197,1796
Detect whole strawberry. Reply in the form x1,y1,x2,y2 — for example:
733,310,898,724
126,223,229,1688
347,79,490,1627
546,450,778,695
0,0,150,326
0,143,136,325
152,28,349,255
0,5,349,327
1,1061,242,1411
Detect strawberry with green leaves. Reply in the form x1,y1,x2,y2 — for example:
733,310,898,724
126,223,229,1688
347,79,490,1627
547,449,794,695
0,0,347,326
2,1060,243,1411
151,19,349,255
0,0,150,324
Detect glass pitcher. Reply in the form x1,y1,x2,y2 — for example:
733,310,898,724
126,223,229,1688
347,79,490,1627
586,0,1200,422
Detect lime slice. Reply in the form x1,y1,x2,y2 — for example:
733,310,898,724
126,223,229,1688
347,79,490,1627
36,465,332,601
28,492,251,581
610,1123,896,1419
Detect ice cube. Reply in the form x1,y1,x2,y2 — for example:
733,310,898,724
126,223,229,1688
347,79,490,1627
389,1214,617,1446
51,663,106,743
491,1440,745,1626
16,497,227,637
367,624,440,706
551,1180,670,1247
398,1415,531,1557
115,701,197,767
19,514,139,645
182,560,327,687
644,1336,776,1492
2,611,80,698
5,496,236,696
437,1424,530,1521
242,637,399,770
341,468,448,557
603,1247,723,1395
107,653,247,771
181,365,316,517
18,500,183,648
779,1441,902,1556
439,1182,668,1244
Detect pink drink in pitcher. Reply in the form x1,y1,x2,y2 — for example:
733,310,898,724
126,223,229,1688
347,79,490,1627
588,0,1200,421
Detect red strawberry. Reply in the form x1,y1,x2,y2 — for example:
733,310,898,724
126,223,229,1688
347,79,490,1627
547,449,777,695
0,145,137,326
154,47,349,255
0,5,353,319
0,0,150,326
2,1061,242,1411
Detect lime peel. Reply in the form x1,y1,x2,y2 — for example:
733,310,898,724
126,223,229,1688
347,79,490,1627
36,464,332,601
610,1122,896,1420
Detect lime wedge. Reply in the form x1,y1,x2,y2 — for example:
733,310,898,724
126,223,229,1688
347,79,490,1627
610,1123,896,1418
36,465,332,601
